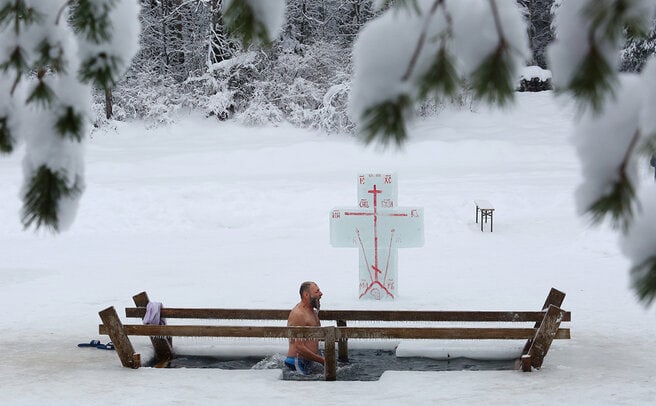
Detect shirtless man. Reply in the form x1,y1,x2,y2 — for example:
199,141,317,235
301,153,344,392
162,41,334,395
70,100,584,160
285,281,324,374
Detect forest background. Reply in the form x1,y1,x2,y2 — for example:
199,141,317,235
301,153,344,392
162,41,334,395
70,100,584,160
103,0,655,131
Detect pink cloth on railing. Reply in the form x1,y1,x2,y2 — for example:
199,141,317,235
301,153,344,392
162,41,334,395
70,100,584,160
143,301,166,325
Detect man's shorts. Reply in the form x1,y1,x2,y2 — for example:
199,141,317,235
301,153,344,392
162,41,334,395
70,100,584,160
284,356,311,375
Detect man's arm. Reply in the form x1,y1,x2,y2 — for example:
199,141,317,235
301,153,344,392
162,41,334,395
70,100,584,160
290,339,325,364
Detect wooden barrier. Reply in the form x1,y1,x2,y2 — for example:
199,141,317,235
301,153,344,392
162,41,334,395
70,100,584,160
99,288,571,380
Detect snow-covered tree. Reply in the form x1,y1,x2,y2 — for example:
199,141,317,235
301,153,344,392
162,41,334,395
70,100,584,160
0,0,140,231
620,19,656,72
517,0,555,68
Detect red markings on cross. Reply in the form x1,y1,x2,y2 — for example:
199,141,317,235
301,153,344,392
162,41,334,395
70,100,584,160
330,173,424,300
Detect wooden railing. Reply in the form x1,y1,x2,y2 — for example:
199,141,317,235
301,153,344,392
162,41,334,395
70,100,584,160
98,288,571,380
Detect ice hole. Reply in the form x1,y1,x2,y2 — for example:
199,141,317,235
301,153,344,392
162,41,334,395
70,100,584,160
150,341,518,381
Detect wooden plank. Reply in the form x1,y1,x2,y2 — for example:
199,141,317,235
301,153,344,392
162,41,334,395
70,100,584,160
100,324,570,340
126,307,290,320
337,320,349,362
132,291,174,363
101,325,327,339
98,307,140,369
324,310,571,322
98,324,569,340
337,327,564,340
340,327,569,340
523,288,567,354
324,327,337,381
132,292,150,307
541,288,566,311
124,308,570,323
520,354,532,372
527,305,565,369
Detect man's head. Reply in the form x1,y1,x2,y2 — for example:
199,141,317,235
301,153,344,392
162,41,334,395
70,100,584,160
299,281,322,310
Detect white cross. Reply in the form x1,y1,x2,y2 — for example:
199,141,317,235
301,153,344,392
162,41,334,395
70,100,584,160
330,173,424,300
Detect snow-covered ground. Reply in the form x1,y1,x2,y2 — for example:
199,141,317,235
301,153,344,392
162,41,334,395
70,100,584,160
1,92,655,405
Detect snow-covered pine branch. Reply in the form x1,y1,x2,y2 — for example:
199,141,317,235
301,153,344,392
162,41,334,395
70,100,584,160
348,0,528,146
549,0,656,304
223,0,286,46
0,0,139,231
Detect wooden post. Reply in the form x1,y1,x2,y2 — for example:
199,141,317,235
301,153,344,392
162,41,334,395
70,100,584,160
98,306,140,368
132,291,150,307
520,354,532,372
526,304,565,369
337,320,349,362
523,288,566,355
324,327,337,381
133,291,174,363
540,288,566,312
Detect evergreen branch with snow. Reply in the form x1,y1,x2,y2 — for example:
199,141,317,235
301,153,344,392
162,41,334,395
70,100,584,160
587,177,636,232
631,257,656,305
360,95,411,146
0,116,11,153
26,70,55,108
35,41,66,74
223,0,286,47
469,0,517,106
469,44,516,106
0,0,40,31
565,44,617,113
21,165,82,232
78,53,122,89
224,0,270,46
0,0,140,232
551,0,654,114
0,45,29,75
400,0,443,82
55,106,85,142
68,0,116,43
583,0,648,43
550,1,656,304
351,0,527,147
418,46,459,100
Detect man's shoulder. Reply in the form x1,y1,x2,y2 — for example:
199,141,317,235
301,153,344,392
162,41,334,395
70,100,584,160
287,303,318,326
287,303,303,322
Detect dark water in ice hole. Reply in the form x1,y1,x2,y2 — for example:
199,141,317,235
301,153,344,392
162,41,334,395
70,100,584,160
160,349,517,381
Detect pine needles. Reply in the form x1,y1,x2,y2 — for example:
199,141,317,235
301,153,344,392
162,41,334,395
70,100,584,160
632,258,656,305
224,0,271,47
0,117,12,153
21,166,82,232
470,45,516,107
360,95,412,147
